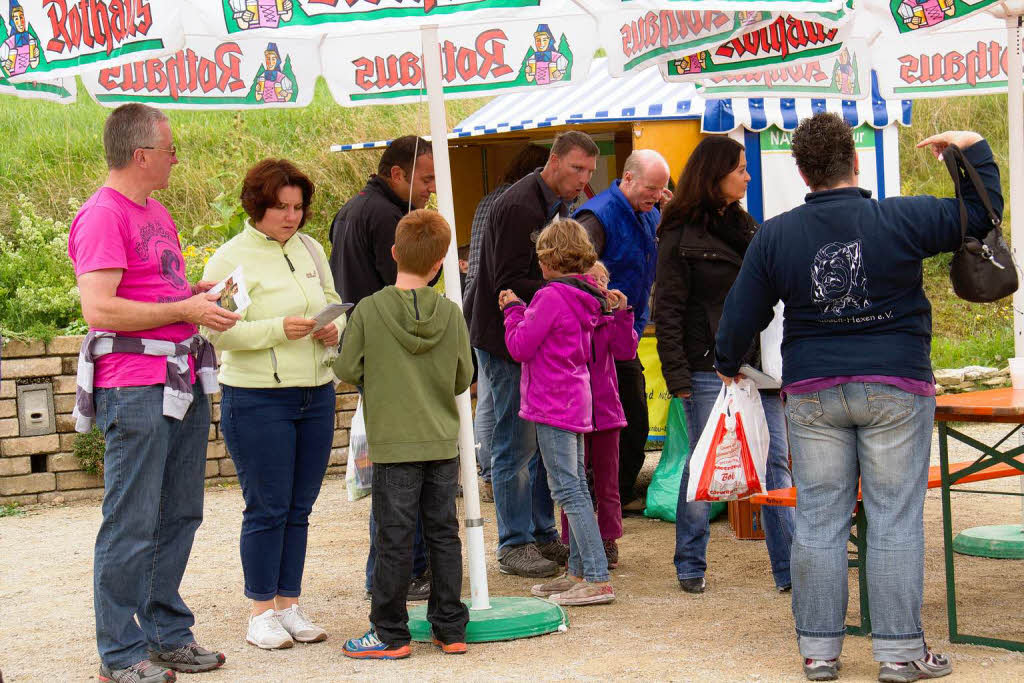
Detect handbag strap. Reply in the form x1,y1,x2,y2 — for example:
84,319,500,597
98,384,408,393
297,232,329,289
941,144,1001,246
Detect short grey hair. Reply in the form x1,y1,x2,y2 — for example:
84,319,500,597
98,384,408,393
623,149,669,179
103,103,169,170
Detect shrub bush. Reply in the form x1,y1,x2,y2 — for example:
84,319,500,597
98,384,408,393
0,195,81,340
74,427,106,476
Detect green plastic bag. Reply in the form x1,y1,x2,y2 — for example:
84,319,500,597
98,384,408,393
644,398,725,523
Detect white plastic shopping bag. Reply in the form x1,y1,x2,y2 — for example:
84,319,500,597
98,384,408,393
759,302,784,384
346,397,372,501
686,378,770,502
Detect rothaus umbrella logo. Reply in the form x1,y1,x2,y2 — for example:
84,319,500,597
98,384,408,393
893,0,957,31
230,0,294,31
812,240,871,316
255,42,294,102
525,23,568,85
1,0,39,78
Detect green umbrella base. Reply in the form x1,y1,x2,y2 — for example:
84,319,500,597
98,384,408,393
409,596,568,643
953,524,1024,559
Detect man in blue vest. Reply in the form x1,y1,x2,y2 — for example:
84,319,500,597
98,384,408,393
574,150,670,515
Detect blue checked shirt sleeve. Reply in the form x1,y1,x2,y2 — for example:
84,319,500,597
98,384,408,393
467,185,507,286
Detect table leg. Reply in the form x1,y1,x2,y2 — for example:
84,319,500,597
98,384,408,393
846,506,870,637
938,422,960,643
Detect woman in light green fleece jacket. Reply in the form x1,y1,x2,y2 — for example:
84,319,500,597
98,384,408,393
202,159,343,651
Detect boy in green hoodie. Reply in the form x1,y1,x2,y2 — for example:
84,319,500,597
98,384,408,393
335,209,474,659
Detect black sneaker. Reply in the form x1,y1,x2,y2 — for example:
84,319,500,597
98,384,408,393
407,572,431,601
99,660,175,683
804,658,841,681
148,642,225,673
678,577,706,593
498,543,559,578
535,539,569,566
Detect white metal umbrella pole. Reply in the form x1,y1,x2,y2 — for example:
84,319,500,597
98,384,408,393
990,3,1024,523
1003,9,1024,359
421,23,491,611
1009,10,1024,532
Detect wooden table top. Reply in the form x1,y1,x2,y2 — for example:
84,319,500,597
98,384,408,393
934,388,1024,422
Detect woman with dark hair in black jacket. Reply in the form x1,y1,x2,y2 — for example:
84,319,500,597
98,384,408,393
653,135,794,595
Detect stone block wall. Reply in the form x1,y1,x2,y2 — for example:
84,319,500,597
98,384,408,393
0,336,357,505
933,365,1011,394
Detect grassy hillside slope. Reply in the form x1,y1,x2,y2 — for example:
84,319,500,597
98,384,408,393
0,81,1013,367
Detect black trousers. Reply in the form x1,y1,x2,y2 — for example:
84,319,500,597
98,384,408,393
370,458,469,646
615,357,649,503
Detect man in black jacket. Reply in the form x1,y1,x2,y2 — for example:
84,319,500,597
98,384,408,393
469,130,599,577
330,135,435,601
330,135,436,307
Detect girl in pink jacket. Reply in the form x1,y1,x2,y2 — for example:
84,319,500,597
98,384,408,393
558,262,638,570
501,220,625,607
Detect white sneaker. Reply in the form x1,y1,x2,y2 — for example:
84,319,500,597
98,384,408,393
246,608,294,649
276,604,328,643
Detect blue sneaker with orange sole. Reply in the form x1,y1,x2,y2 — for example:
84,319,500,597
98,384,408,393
342,630,411,660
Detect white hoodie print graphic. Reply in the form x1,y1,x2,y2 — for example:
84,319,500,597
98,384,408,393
811,240,871,316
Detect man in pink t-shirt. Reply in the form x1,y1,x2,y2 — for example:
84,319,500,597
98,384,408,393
68,104,239,683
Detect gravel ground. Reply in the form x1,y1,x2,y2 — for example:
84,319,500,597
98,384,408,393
2,423,1023,682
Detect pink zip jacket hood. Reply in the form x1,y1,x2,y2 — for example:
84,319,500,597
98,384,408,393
503,275,604,432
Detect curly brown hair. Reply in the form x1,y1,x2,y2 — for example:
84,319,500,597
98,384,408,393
791,112,857,189
240,158,314,228
536,218,597,275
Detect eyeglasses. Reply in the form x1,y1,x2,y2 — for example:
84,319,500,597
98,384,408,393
139,145,177,157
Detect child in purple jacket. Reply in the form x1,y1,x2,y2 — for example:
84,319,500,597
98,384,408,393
558,261,638,570
499,219,618,606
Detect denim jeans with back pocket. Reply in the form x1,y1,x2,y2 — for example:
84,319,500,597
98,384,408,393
786,382,935,663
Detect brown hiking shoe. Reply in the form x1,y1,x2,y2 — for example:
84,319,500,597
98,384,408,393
603,539,619,569
535,539,569,566
531,573,581,597
498,543,559,578
479,479,494,503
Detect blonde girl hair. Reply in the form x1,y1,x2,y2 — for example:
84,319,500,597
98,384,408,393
535,218,597,275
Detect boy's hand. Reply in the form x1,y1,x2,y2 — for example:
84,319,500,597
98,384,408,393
498,289,522,308
283,316,316,340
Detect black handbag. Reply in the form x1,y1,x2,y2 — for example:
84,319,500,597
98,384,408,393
943,144,1017,303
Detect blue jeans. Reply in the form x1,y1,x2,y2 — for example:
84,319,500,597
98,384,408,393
473,347,495,482
93,384,210,669
478,349,557,553
675,372,794,588
786,382,934,663
220,383,335,601
536,424,609,582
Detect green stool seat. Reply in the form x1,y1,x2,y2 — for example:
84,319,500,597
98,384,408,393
953,524,1024,559
409,596,568,643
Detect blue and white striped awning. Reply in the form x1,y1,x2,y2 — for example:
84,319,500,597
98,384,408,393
702,72,912,134
331,59,910,151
